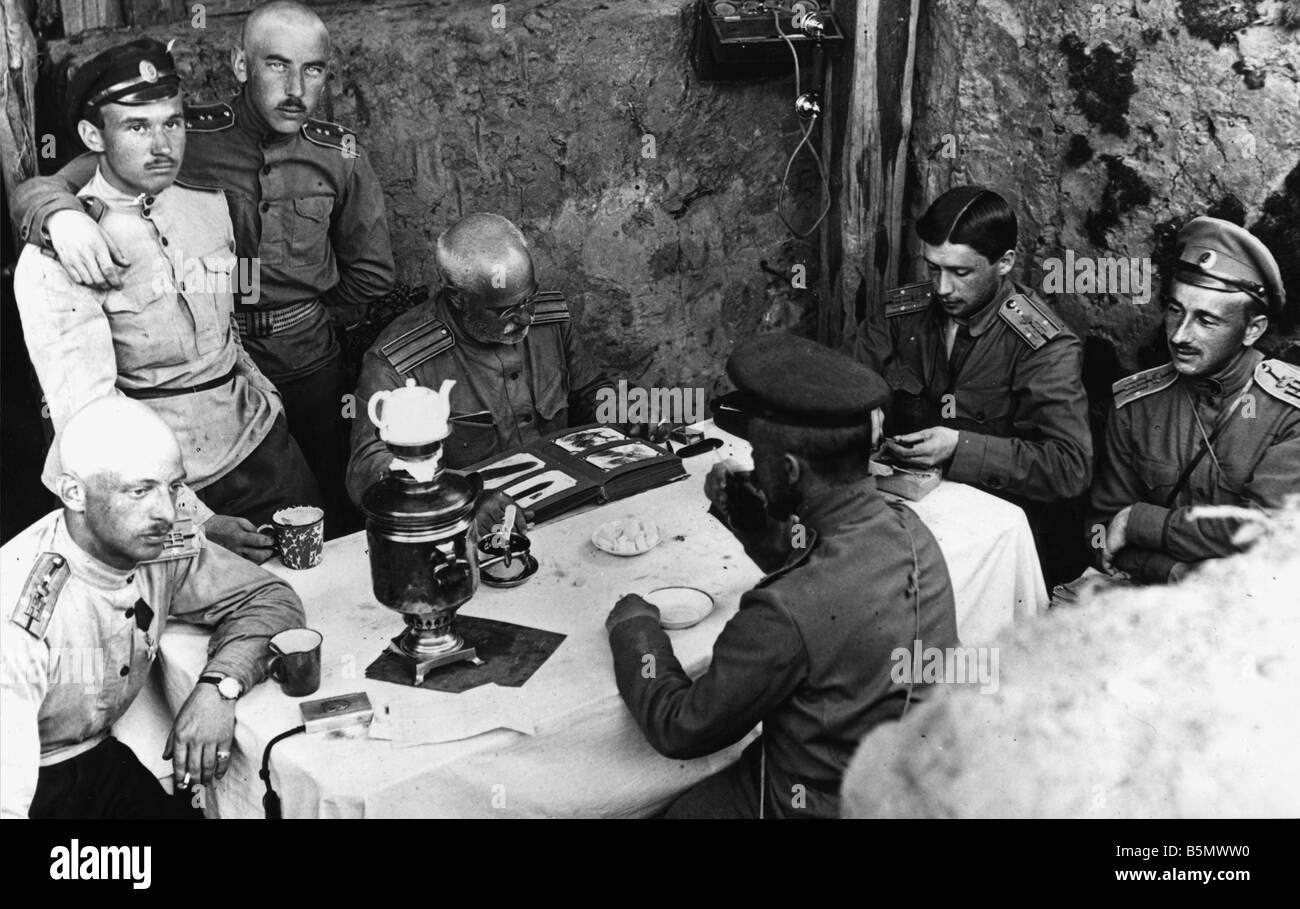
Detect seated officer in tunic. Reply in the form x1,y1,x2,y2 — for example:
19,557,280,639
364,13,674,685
347,212,612,504
11,39,320,564
605,334,960,819
1090,217,1299,584
850,186,1093,587
1,398,306,819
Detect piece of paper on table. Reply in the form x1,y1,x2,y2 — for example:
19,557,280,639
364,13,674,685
368,684,537,747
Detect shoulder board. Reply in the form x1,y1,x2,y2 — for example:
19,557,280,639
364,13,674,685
530,291,569,325
9,553,70,640
884,280,933,319
381,316,455,374
1112,363,1177,409
1254,359,1300,409
753,528,819,589
998,293,1064,351
302,118,357,152
140,517,200,564
184,102,234,133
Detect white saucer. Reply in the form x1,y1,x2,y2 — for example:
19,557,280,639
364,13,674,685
646,586,714,630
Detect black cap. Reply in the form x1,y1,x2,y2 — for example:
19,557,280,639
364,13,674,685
67,38,180,130
725,333,889,429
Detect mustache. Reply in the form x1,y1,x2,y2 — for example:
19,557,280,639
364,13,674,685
278,102,307,113
143,523,173,536
146,157,176,167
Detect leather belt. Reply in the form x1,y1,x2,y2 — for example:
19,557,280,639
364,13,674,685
233,299,322,338
119,368,236,400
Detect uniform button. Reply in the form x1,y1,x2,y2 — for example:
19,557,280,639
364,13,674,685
119,666,130,677
976,411,986,421
261,202,270,213
142,207,151,217
521,415,533,424
509,371,520,381
124,607,134,619
263,165,272,175
160,237,169,246
144,196,155,205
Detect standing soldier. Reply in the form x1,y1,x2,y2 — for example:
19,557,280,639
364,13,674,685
12,37,320,562
852,186,1093,586
11,0,394,536
1090,217,1299,583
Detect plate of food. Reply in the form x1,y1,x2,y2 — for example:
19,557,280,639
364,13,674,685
591,516,661,557
645,586,715,630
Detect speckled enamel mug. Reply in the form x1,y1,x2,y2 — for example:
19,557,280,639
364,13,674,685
257,505,324,570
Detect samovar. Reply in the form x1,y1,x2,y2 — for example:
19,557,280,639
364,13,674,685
360,378,485,683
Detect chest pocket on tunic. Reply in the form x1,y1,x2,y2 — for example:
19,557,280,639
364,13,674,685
103,280,189,370
445,414,500,470
187,248,238,356
953,380,1014,431
289,196,333,267
532,358,569,437
1136,458,1184,503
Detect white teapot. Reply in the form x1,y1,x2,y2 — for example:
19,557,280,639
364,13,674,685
368,378,458,446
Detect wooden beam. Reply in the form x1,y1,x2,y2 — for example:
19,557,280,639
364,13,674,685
58,0,121,38
831,0,921,346
1,0,39,229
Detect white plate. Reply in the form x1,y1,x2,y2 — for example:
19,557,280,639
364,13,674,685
645,586,714,630
591,517,661,557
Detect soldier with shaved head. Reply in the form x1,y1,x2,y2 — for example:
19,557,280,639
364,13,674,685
346,213,614,504
12,0,395,538
1,398,305,819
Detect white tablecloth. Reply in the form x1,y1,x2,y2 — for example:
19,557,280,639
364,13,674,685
139,424,1045,817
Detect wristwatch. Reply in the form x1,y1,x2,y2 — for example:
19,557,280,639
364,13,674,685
198,674,244,701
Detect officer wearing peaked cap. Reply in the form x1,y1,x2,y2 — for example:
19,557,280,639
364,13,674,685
11,2,396,537
1090,216,1299,584
605,333,959,819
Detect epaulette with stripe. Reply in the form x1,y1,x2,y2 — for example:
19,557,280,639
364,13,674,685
1255,359,1300,409
530,291,569,325
883,281,934,318
1112,363,1177,409
302,118,356,152
184,102,234,133
141,517,200,564
382,317,455,374
10,553,70,640
998,293,1064,351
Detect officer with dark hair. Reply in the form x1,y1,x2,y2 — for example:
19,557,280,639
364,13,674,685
852,185,1093,587
606,333,959,819
1090,217,1299,583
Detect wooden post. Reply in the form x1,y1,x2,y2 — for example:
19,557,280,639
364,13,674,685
1,0,39,226
826,0,921,348
58,0,122,38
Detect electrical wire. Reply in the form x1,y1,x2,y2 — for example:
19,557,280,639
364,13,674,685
261,724,305,819
774,9,831,240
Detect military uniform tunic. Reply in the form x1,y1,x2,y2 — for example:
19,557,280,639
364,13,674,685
346,293,610,504
13,91,396,383
0,510,306,818
852,277,1092,502
1090,348,1300,576
13,169,281,493
608,479,960,819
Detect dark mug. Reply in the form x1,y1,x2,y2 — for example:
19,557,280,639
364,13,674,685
477,532,532,582
257,506,324,570
267,628,322,697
